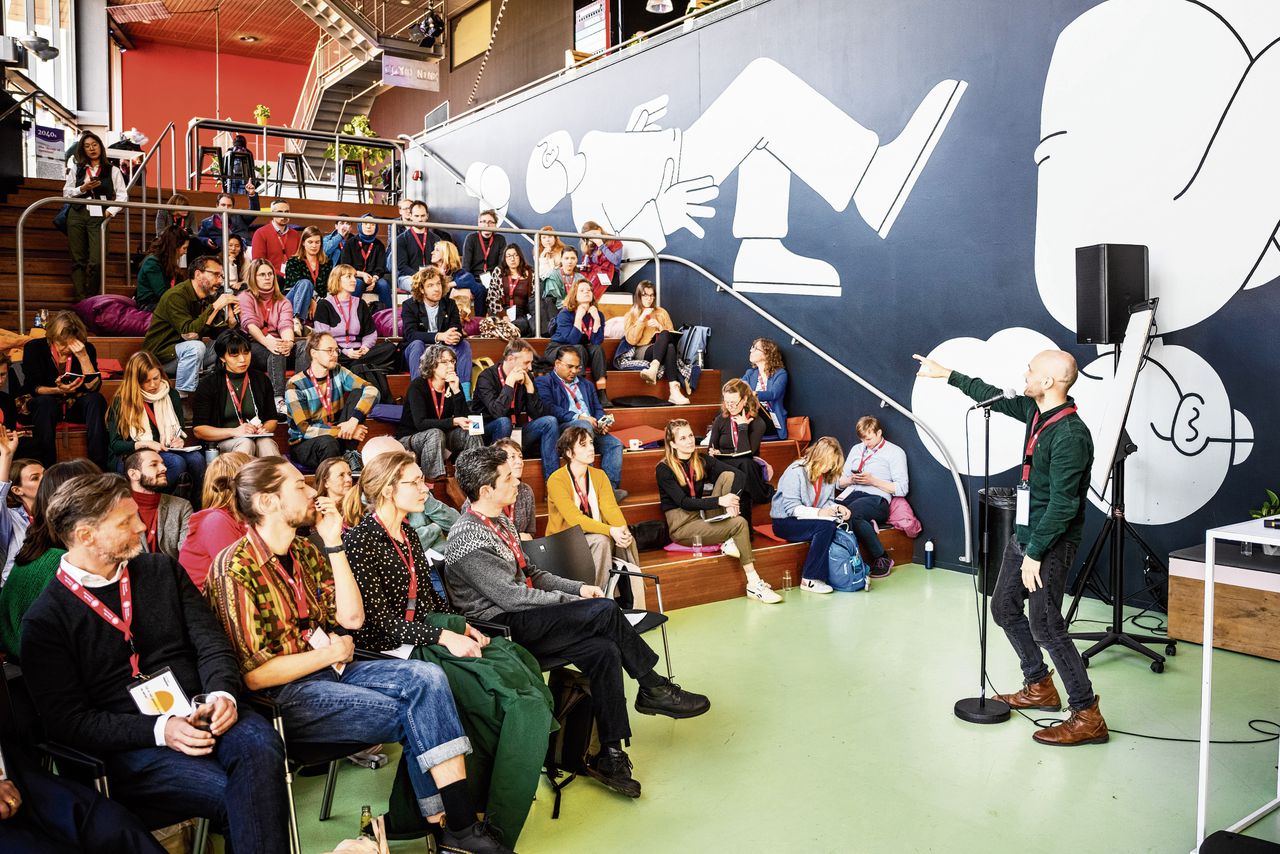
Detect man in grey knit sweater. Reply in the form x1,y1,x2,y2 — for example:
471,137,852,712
444,445,710,800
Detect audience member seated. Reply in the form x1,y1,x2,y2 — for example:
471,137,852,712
462,209,507,283
535,346,624,496
549,278,612,407
472,340,559,477
154,192,194,244
538,245,583,338
143,256,238,395
316,456,354,507
20,311,108,468
435,240,487,315
771,437,850,594
403,268,474,388
657,418,778,603
108,351,207,491
579,221,624,297
341,450,551,847
238,258,296,413
339,214,392,309
394,201,444,294
62,132,127,300
835,415,908,579
445,445,709,800
178,451,251,589
282,226,332,322
224,234,246,291
707,378,775,515
459,438,536,541
614,279,689,405
486,243,535,336
302,266,398,401
248,198,299,275
534,226,565,282
0,459,99,656
204,458,514,854
197,188,261,254
1,440,41,584
362,436,458,556
21,472,290,851
323,215,353,266
546,426,641,598
125,449,193,558
285,331,378,473
135,226,189,312
393,198,413,240
399,344,483,480
744,337,789,439
192,329,281,457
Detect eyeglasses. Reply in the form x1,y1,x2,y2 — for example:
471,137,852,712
398,477,428,489
205,271,225,280
313,347,340,355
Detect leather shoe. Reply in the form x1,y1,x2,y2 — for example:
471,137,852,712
1033,694,1109,746
585,746,642,798
635,679,711,719
439,819,515,853
992,671,1061,711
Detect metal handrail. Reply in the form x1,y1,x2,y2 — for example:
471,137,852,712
4,69,83,131
18,197,660,344
0,90,40,123
657,253,974,566
100,121,179,294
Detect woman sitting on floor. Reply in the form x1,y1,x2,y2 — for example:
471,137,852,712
613,279,689,405
106,350,205,495
398,344,484,480
770,436,850,594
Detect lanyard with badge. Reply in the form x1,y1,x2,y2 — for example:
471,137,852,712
468,508,527,570
1017,406,1077,525
373,513,419,621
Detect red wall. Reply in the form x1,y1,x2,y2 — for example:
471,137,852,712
122,42,309,172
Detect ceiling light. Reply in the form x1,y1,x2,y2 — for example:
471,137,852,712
239,35,259,42
646,0,674,12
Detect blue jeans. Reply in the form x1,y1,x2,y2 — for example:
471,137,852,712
160,449,207,493
355,276,391,308
105,711,289,853
165,339,214,393
548,419,622,489
397,274,415,294
485,415,559,478
263,658,470,817
405,338,473,383
287,278,315,320
771,515,838,582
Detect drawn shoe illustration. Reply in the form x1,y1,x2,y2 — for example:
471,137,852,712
732,238,841,296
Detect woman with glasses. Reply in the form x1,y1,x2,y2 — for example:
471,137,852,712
398,344,483,480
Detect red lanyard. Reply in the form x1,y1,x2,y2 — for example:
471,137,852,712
310,371,333,421
571,470,593,515
86,164,101,181
51,346,72,374
1021,406,1078,482
274,228,290,256
755,371,768,393
226,374,251,423
248,528,311,624
359,242,375,268
427,381,449,418
58,566,140,677
305,256,320,283
335,297,356,339
478,233,494,264
811,478,823,507
506,275,519,302
496,367,518,425
581,313,594,338
143,402,159,432
729,418,740,450
682,460,697,498
412,230,428,258
468,508,527,569
857,440,885,473
373,513,418,622
558,376,586,413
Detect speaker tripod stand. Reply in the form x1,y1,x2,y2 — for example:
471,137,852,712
1064,429,1176,672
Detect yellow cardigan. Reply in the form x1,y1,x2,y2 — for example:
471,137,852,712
623,307,675,347
546,465,626,537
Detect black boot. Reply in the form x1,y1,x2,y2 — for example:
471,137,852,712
439,819,515,854
635,679,711,719
585,746,642,798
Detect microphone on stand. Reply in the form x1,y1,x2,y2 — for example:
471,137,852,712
969,388,1017,410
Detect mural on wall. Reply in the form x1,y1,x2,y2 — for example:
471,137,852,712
524,57,967,296
912,0,1268,525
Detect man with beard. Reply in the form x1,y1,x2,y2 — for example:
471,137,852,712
20,473,290,852
203,457,513,854
124,449,192,560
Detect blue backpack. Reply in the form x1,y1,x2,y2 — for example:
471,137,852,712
828,526,870,592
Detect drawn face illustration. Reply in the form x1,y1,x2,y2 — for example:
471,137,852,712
526,131,578,214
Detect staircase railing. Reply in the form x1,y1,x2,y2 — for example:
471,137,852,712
99,121,178,294
657,254,973,565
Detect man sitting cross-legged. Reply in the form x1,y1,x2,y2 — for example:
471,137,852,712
445,445,711,799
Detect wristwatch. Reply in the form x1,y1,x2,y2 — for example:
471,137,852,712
322,544,346,555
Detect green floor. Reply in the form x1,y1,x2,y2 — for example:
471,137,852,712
288,565,1280,854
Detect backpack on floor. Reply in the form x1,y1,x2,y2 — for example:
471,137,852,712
828,525,870,592
544,667,600,819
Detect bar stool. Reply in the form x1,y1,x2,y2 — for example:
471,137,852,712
196,145,223,189
337,159,366,203
275,152,307,199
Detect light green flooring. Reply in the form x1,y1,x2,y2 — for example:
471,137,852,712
286,565,1280,853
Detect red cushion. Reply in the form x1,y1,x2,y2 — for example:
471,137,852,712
752,523,786,543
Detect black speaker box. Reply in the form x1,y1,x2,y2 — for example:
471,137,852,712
1075,244,1149,345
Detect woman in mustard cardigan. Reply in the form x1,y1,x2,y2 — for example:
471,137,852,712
544,425,644,608
614,280,689,405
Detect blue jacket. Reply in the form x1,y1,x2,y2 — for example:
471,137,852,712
196,192,261,249
322,229,349,267
535,373,605,424
742,366,788,439
550,308,605,346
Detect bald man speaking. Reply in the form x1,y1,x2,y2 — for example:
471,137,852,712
914,349,1106,747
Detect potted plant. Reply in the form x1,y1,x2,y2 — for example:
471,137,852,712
324,114,388,193
253,104,271,126
1251,489,1280,556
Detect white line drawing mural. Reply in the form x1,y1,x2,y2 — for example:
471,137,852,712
463,162,512,220
525,57,967,297
913,0,1264,527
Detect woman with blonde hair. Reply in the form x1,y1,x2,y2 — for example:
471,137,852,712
655,418,778,604
614,280,688,404
106,350,205,490
770,436,850,594
707,377,774,511
549,278,610,407
431,239,487,314
402,266,474,390
178,451,252,588
304,264,398,400
238,257,295,410
283,225,332,319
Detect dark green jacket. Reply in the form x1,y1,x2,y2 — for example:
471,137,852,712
949,371,1093,560
143,280,231,363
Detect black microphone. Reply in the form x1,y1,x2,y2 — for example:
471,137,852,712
969,388,1017,410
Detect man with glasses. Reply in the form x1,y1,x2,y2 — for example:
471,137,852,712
462,209,506,283
250,199,301,276
534,347,625,497
143,257,239,394
284,331,379,473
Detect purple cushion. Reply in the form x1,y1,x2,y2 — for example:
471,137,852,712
374,308,397,338
664,541,723,554
73,295,152,336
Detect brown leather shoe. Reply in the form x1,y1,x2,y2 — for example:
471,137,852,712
1033,695,1109,746
992,671,1061,711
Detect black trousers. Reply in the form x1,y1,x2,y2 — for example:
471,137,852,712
0,762,165,853
637,331,680,382
26,391,108,469
290,434,358,470
546,343,607,384
494,598,659,743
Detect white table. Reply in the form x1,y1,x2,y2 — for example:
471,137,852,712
1194,516,1280,852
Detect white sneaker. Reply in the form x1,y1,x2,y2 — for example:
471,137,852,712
668,384,691,406
720,538,740,559
801,578,834,594
746,578,782,604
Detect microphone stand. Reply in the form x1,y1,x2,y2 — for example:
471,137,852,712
954,403,1011,724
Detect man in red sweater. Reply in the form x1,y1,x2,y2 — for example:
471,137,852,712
250,199,300,274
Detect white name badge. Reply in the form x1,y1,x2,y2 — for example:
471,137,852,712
87,204,104,218
468,414,484,436
307,625,346,675
596,272,610,290
1015,484,1031,526
506,304,517,321
511,427,523,448
127,667,194,717
480,272,493,287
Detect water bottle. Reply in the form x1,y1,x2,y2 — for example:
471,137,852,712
359,805,374,839
924,539,935,570
783,569,792,591
32,312,43,329
691,534,703,556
